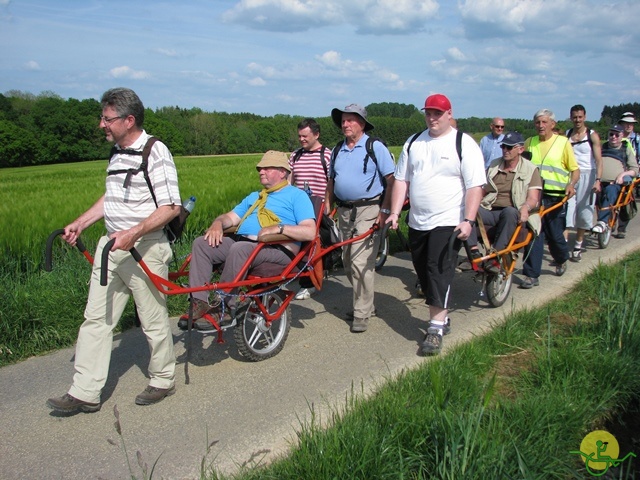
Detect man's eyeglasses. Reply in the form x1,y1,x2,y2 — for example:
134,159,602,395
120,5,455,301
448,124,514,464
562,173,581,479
609,132,622,137
500,144,518,150
99,115,124,124
493,125,505,129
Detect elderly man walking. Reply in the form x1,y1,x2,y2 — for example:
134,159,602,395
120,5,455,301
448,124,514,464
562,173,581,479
325,104,395,333
520,109,579,289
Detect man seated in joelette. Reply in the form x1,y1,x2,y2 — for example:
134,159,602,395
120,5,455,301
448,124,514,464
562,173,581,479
181,151,316,331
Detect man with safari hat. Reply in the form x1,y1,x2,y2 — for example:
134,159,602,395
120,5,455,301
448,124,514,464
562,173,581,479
181,150,316,331
618,112,640,164
325,103,395,333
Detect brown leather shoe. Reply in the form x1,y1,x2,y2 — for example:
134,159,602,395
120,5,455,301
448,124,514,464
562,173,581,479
177,299,215,330
135,385,176,406
46,393,101,413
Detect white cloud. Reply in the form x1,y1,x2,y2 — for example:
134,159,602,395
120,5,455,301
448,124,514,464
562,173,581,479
446,47,466,62
315,50,400,85
222,0,439,34
248,76,266,86
23,60,40,70
109,66,150,80
153,48,179,57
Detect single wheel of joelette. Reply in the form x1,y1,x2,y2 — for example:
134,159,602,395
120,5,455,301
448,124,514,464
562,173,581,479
486,271,513,308
597,225,612,249
234,291,291,362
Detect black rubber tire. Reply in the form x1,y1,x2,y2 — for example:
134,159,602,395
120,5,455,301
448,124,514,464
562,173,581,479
486,272,513,308
234,291,291,362
597,227,611,249
375,233,390,271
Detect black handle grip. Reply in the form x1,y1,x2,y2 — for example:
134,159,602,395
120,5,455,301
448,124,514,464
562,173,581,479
446,229,461,264
379,221,392,239
45,229,66,272
100,238,116,286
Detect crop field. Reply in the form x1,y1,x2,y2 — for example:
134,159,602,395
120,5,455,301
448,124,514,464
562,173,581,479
0,147,403,365
0,153,269,364
0,154,263,260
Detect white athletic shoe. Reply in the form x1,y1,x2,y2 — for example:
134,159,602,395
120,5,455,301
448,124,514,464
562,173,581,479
294,287,316,300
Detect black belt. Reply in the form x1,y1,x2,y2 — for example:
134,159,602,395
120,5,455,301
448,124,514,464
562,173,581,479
336,196,381,209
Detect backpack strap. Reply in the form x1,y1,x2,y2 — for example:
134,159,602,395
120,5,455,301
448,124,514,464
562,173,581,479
567,127,594,152
293,146,329,180
106,137,159,206
329,140,345,180
407,129,463,162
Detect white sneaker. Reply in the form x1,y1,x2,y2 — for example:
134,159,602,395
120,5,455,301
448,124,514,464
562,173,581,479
591,221,607,234
294,287,316,300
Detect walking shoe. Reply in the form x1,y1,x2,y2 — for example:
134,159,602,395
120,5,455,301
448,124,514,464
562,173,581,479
421,327,443,355
46,393,101,413
591,221,608,234
443,317,451,336
346,309,377,320
555,262,567,276
350,317,369,333
613,231,626,239
135,385,176,406
177,299,215,330
569,249,582,262
482,259,501,274
195,309,233,331
294,287,316,300
519,276,540,289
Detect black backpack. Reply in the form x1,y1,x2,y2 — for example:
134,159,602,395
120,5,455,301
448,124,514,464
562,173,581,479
107,137,188,243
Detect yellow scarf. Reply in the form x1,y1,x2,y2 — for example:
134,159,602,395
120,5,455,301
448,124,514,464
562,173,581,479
237,179,289,230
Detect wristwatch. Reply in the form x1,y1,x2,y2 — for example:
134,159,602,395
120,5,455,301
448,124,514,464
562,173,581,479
380,208,391,214
278,223,284,234
463,218,476,226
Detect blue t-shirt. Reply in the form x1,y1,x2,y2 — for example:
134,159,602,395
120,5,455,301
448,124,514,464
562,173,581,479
331,134,395,201
233,185,315,237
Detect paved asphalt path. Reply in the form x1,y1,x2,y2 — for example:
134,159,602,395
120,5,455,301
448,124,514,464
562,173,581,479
1,223,639,479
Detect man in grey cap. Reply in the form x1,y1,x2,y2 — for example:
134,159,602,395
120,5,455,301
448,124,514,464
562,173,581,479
325,104,395,333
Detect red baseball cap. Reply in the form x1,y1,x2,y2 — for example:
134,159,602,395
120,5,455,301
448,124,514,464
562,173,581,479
422,94,452,112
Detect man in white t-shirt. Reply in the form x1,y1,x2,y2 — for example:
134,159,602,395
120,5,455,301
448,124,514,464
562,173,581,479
565,105,602,262
387,94,485,355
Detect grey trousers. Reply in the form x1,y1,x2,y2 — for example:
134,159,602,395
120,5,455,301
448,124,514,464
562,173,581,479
189,235,292,307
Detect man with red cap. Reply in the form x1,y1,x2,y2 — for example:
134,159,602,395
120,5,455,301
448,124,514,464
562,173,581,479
387,94,485,355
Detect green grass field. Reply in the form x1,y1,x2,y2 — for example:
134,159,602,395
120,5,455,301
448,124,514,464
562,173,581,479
0,149,404,364
0,153,277,364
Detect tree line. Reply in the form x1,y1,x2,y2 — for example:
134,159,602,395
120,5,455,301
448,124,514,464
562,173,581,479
0,90,636,168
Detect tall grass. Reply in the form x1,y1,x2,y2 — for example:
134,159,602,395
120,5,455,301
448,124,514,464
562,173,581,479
207,254,640,479
0,154,261,365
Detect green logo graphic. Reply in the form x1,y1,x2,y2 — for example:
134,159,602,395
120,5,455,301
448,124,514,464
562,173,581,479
570,430,636,476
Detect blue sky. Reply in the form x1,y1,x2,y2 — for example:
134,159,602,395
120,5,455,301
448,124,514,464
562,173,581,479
1,0,639,121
